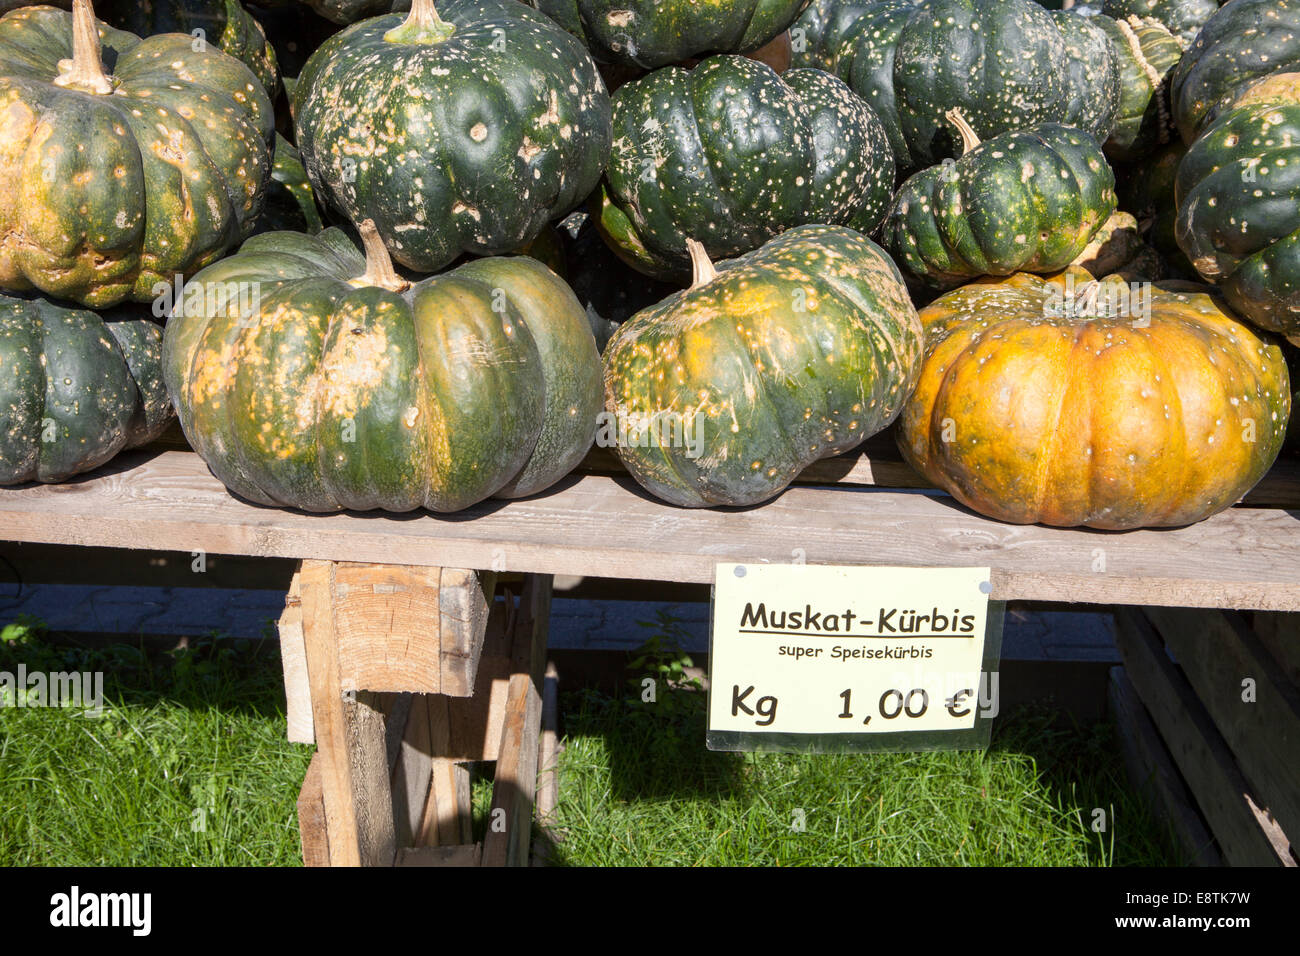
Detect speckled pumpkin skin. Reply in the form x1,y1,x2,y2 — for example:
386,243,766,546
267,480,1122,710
1096,14,1183,163
0,5,274,308
99,0,280,96
0,293,172,484
898,269,1290,529
603,224,923,507
526,0,808,69
791,0,1117,172
880,124,1117,289
1175,101,1300,344
597,56,895,282
1102,0,1218,44
293,0,611,274
162,228,602,512
1172,0,1300,144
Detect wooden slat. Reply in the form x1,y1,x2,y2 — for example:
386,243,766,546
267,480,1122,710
391,694,433,849
4,450,1300,609
1107,668,1222,866
278,569,313,744
297,752,330,868
1113,608,1292,865
437,568,496,696
1143,607,1300,845
482,576,552,868
532,660,561,867
1250,612,1300,688
299,561,397,867
396,845,481,867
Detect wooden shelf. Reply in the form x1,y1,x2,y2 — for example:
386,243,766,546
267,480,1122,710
2,448,1300,610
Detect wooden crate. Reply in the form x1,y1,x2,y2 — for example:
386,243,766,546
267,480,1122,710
1111,607,1299,866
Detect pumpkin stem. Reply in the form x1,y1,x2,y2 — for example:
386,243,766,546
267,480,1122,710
53,0,114,95
686,239,718,288
384,0,456,45
351,220,410,292
945,108,981,156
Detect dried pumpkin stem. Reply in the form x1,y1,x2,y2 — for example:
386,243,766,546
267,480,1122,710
686,239,718,288
54,0,113,95
945,108,981,156
352,220,410,292
384,0,456,44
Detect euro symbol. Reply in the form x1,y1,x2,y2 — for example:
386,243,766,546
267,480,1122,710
946,688,973,718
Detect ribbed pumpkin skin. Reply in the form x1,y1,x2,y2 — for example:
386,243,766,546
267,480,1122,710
1052,10,1121,142
1097,14,1183,163
163,228,602,513
1102,0,1218,43
0,5,274,308
0,294,172,484
603,225,923,507
98,0,280,95
898,269,1289,529
1175,102,1300,343
526,0,808,69
293,0,611,274
597,56,894,281
791,0,920,168
894,0,1071,166
1171,0,1300,144
881,124,1117,289
257,134,324,236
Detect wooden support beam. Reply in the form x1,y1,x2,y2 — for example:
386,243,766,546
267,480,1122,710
1144,607,1300,846
297,753,330,868
1113,608,1293,865
532,660,561,867
1107,668,1222,866
482,575,553,868
279,570,313,744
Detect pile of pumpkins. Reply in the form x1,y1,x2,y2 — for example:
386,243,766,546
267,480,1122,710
0,0,1296,531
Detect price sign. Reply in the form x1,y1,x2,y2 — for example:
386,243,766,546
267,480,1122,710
706,564,1002,753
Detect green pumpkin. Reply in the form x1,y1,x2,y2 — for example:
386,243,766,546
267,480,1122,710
1101,0,1218,43
1175,101,1300,344
596,55,895,281
0,0,274,308
0,293,173,484
1052,10,1121,143
1171,0,1300,144
790,0,1118,172
256,134,324,235
525,0,808,69
881,112,1117,289
253,0,394,25
98,0,280,96
163,223,602,512
602,224,923,507
293,0,611,274
1096,14,1183,162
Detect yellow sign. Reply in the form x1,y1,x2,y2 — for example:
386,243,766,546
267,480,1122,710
708,564,993,738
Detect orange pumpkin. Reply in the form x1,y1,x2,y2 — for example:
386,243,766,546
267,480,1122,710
898,268,1290,529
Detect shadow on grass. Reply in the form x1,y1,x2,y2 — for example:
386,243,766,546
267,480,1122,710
0,616,288,721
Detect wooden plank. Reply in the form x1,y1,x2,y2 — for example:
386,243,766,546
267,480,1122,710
296,752,330,868
278,569,313,744
328,563,446,694
1113,608,1291,865
3,451,1300,609
395,845,481,867
1144,607,1300,845
1250,612,1300,688
415,694,474,847
1107,668,1222,866
391,694,433,849
482,576,552,868
299,561,397,867
438,568,496,696
532,660,561,867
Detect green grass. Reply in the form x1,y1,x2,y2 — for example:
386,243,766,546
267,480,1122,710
0,615,1183,867
0,617,311,866
544,684,1186,867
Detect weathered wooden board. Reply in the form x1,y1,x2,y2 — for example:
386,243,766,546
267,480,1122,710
1107,668,1222,866
1143,608,1300,847
1113,609,1293,866
3,450,1300,609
